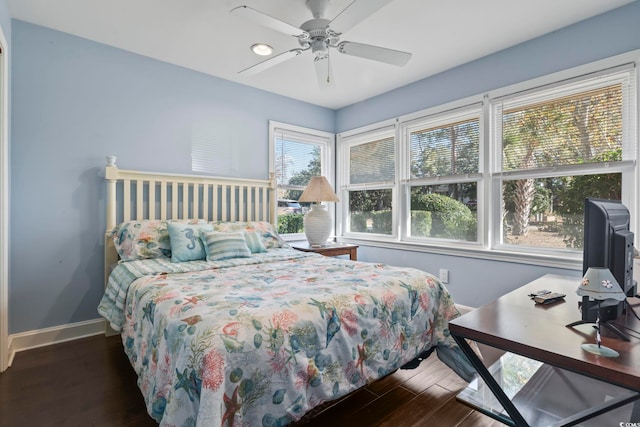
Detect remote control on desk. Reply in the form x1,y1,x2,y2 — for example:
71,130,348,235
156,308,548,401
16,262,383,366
533,292,566,305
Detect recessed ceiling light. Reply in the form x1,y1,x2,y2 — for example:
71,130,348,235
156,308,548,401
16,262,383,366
251,43,273,56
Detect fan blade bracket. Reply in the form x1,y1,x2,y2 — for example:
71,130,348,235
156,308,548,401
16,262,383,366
337,41,411,66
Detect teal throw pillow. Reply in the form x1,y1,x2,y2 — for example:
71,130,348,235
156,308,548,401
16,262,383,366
167,222,213,262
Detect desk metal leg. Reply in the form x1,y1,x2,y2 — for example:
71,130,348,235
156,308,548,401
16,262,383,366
451,334,530,427
632,399,640,422
558,393,640,426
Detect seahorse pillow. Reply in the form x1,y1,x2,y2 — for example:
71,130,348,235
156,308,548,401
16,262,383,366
167,222,213,262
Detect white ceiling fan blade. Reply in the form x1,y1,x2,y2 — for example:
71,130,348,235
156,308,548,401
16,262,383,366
239,49,304,77
230,6,306,37
329,0,394,34
314,54,335,88
337,41,411,66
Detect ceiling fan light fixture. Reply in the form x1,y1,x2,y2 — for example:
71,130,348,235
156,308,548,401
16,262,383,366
251,43,273,56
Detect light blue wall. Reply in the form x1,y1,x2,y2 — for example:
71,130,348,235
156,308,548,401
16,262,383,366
335,2,640,306
9,21,334,334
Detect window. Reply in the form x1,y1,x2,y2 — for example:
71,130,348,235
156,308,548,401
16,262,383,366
405,106,482,243
341,126,396,236
337,57,638,266
493,68,635,254
269,121,333,237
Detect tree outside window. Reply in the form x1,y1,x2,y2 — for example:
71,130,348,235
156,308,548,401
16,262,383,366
408,114,480,242
271,123,333,236
345,133,395,235
500,82,625,250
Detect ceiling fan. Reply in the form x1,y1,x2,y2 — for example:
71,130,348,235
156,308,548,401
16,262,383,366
230,0,412,87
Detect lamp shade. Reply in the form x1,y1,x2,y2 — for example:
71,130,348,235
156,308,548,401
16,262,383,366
577,267,626,301
299,176,339,203
299,176,339,246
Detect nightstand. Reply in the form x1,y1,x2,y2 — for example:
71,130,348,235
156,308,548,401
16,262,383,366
291,242,359,261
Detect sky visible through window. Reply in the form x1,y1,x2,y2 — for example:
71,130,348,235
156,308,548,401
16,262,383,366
276,138,317,186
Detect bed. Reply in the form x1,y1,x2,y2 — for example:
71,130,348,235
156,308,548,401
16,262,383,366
98,158,474,427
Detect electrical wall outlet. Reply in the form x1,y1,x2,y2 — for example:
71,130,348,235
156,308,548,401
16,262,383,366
439,268,449,284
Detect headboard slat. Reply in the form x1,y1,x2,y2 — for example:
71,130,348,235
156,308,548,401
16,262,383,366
195,184,201,220
244,186,250,222
123,179,131,221
136,179,144,219
221,186,228,221
171,183,178,219
230,186,236,221
182,182,189,219
261,187,267,221
160,181,167,220
212,184,219,222
202,184,209,221
149,180,156,220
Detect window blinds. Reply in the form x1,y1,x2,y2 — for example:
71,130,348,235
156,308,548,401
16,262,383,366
496,67,635,173
349,136,395,185
409,118,480,178
273,127,327,189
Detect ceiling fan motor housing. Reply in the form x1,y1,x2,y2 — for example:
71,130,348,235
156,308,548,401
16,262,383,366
300,18,340,55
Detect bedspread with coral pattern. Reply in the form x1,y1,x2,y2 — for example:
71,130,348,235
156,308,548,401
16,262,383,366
99,248,462,427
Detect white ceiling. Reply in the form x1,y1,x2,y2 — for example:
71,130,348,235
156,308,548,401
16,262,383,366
7,0,635,109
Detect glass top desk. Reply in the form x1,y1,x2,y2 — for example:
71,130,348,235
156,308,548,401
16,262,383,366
449,274,640,427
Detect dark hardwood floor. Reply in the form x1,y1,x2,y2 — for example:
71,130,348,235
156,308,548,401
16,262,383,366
0,335,500,427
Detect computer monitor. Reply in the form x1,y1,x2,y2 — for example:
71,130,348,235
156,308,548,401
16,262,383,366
581,198,636,322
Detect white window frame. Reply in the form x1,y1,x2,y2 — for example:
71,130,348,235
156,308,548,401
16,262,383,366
490,65,637,259
338,121,398,241
401,103,484,248
336,51,640,269
269,121,334,241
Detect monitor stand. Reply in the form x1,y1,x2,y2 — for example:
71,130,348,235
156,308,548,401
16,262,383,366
566,298,629,342
566,318,629,341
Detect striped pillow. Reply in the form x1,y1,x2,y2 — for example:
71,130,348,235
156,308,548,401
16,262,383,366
200,231,251,261
244,231,267,253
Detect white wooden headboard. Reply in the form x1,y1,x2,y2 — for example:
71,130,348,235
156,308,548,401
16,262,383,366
104,157,277,285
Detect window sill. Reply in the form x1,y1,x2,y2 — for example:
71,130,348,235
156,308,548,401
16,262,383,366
338,236,583,270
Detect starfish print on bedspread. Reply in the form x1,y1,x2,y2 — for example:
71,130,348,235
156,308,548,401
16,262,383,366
355,343,367,376
222,385,242,427
174,368,201,402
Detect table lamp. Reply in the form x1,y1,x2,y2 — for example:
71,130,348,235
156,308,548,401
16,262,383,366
298,176,339,247
572,267,627,357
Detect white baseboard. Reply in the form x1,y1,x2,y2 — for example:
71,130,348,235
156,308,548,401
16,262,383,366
7,318,106,367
